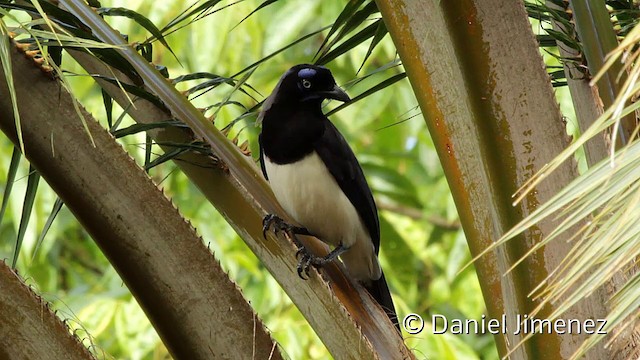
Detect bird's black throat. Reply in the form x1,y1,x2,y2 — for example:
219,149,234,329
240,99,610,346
260,101,326,164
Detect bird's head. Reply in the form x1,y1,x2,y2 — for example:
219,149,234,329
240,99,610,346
264,64,351,109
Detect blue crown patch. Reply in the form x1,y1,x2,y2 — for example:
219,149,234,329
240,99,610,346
297,68,317,78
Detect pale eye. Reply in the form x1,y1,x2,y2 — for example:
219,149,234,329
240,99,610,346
301,79,312,89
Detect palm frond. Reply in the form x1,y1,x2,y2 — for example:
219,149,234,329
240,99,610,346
0,147,20,226
358,19,387,73
12,165,39,268
234,0,279,27
0,16,23,152
315,18,381,65
315,0,374,60
32,197,64,260
480,16,640,359
97,7,180,64
327,70,405,116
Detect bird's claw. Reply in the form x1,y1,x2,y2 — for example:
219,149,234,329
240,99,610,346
297,255,312,280
295,245,329,280
262,214,336,280
262,214,309,248
262,214,287,239
262,214,275,239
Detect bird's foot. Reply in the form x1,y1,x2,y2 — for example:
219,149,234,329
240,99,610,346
262,214,285,239
295,243,347,280
262,214,347,280
262,214,312,241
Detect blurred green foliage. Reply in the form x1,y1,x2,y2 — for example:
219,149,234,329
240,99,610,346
0,0,497,359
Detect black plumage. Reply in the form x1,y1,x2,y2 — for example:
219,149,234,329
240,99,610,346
259,64,399,332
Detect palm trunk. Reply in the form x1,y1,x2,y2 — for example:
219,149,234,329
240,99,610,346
0,38,282,360
376,0,614,358
0,262,95,359
547,0,608,166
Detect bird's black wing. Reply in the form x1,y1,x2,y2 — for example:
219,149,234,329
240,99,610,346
258,134,268,181
314,120,380,252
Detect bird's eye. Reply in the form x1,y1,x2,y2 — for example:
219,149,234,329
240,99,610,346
301,79,312,89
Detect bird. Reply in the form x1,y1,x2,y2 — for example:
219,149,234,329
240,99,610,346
258,63,399,332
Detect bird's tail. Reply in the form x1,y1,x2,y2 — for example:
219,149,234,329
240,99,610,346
365,271,401,334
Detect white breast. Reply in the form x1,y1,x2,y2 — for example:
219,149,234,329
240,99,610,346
264,152,381,281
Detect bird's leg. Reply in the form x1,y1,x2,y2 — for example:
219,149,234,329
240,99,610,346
262,214,312,240
262,214,347,280
263,214,314,263
296,243,347,279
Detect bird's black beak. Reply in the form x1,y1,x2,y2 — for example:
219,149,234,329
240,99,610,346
322,85,351,103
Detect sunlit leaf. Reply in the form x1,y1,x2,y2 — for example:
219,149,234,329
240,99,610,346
156,0,227,40
231,25,330,78
314,0,367,59
0,147,20,226
91,74,165,108
315,19,380,66
10,28,124,48
12,166,40,268
143,146,190,171
0,18,23,153
358,19,387,73
32,197,64,260
98,7,180,64
235,0,279,27
111,120,185,138
327,72,406,115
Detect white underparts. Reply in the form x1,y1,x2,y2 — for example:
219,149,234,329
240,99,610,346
264,152,381,281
